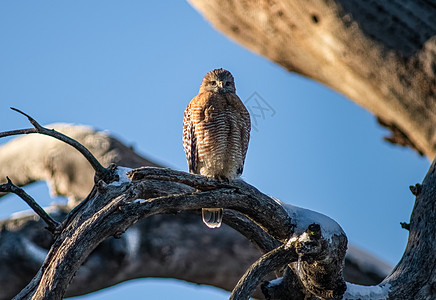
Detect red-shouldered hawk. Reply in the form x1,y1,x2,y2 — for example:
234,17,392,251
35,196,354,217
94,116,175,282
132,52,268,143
183,68,251,228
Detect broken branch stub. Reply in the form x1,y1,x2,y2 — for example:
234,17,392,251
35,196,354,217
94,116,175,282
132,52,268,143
2,108,116,184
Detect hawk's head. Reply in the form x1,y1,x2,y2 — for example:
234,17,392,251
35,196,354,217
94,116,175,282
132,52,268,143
199,68,236,94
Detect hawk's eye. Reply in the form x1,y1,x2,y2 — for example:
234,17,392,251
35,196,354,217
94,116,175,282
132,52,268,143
225,81,232,86
210,81,217,86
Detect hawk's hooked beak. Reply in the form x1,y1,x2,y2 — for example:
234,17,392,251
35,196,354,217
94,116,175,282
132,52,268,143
217,81,224,88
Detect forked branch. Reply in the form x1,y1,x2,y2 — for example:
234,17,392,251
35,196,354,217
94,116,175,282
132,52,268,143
0,108,115,183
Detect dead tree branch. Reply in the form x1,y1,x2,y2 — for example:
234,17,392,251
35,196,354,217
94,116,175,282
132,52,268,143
0,113,348,299
129,167,295,241
12,166,348,300
1,108,114,183
0,124,390,299
230,243,295,300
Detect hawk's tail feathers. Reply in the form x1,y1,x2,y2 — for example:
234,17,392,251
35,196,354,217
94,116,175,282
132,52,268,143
202,208,223,229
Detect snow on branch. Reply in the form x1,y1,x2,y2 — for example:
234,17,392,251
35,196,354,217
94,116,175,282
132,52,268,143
8,162,350,300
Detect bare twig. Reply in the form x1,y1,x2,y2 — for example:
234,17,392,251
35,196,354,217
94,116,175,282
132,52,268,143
0,177,60,233
0,108,114,183
230,243,297,300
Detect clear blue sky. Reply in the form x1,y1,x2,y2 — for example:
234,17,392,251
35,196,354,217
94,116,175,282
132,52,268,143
0,1,429,299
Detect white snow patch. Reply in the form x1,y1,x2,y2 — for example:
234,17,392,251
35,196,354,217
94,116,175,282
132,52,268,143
271,197,345,240
110,166,132,186
134,199,146,204
267,277,283,287
124,227,141,259
297,231,311,242
343,283,390,300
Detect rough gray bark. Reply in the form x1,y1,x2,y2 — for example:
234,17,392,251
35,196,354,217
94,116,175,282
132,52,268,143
0,125,388,299
0,210,260,299
188,0,436,159
10,163,347,300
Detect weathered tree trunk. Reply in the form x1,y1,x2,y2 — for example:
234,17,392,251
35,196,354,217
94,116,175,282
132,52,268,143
188,0,436,159
383,167,436,298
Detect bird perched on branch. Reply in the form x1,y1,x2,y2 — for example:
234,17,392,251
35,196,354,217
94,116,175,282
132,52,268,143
183,68,251,228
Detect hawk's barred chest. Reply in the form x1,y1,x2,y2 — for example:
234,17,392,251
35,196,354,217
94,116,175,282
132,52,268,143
183,69,250,181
